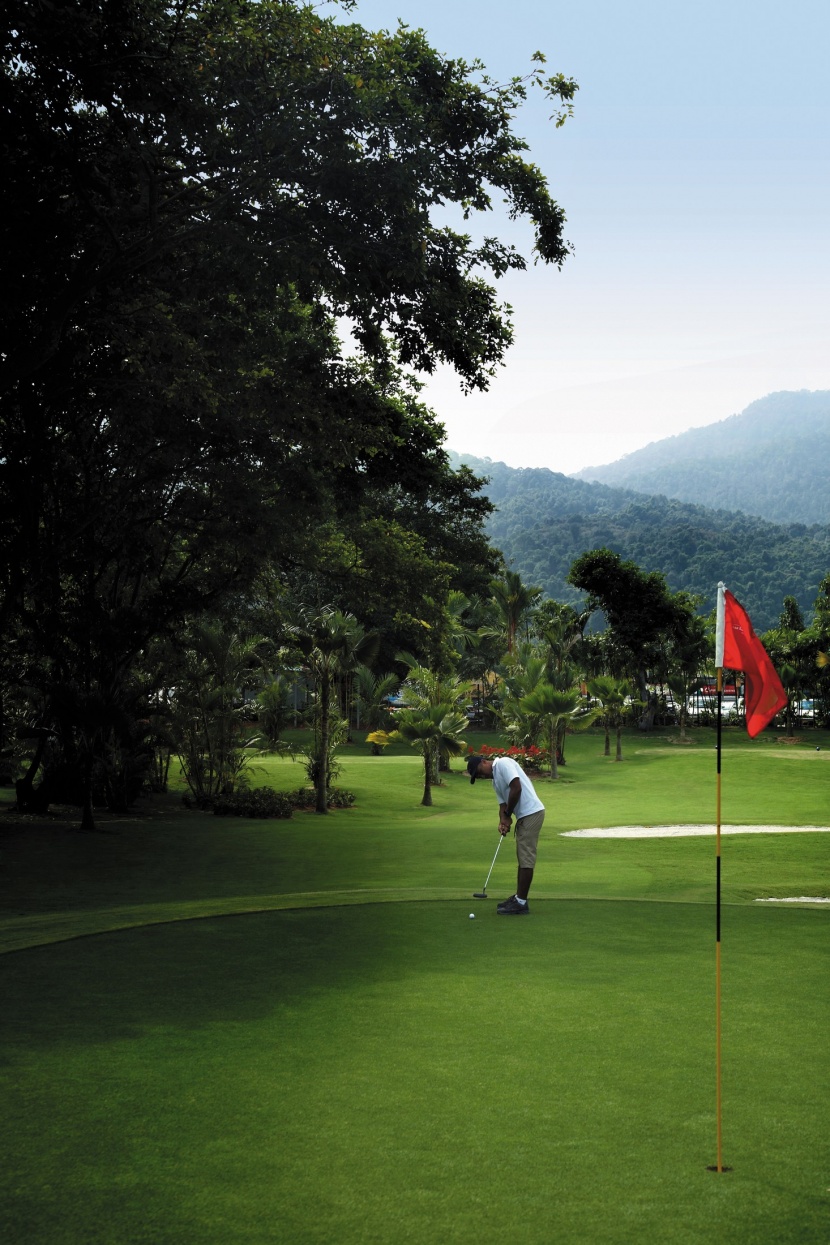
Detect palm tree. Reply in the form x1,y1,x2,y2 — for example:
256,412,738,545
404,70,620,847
519,684,597,778
777,661,800,737
353,668,400,752
444,590,484,661
765,601,815,736
491,571,542,656
664,606,710,739
297,608,379,813
254,671,295,749
333,619,381,740
536,605,586,685
392,705,468,805
173,623,268,801
495,644,548,749
398,659,474,775
586,676,631,762
666,673,704,741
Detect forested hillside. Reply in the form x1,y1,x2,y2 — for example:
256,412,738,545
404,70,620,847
572,390,830,525
450,453,830,630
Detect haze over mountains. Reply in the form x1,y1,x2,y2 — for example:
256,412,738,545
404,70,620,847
450,391,830,632
572,390,830,526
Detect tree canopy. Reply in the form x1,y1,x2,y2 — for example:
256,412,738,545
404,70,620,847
1,0,577,813
568,549,708,725
2,0,575,628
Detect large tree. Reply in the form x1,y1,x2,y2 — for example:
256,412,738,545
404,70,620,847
3,1,575,395
568,549,697,728
2,0,575,579
1,0,575,802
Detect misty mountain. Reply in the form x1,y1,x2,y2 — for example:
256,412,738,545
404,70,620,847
449,452,830,632
572,390,830,525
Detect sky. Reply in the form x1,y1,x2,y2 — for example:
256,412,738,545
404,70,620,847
346,0,830,474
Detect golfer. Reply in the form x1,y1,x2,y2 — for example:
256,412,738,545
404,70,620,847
467,754,545,914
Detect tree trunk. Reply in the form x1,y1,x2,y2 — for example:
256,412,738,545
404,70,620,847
549,723,558,779
421,751,433,805
344,674,354,742
78,753,96,830
14,729,49,812
636,669,656,731
316,674,330,814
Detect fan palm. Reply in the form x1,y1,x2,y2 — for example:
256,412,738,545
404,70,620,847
519,684,597,778
296,608,379,812
391,705,468,805
172,623,268,802
586,676,631,761
398,660,474,774
353,668,400,752
491,571,542,655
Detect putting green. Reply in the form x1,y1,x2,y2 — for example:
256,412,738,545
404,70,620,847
2,899,829,1245
2,732,828,1242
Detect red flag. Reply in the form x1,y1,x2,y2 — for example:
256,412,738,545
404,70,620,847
720,590,787,737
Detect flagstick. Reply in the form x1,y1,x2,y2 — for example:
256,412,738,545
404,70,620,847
708,585,731,1172
709,579,784,1172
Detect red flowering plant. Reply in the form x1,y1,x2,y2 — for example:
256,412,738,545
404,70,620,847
466,743,548,771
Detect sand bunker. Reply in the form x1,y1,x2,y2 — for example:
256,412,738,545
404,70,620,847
561,825,830,839
755,897,830,904
559,825,830,905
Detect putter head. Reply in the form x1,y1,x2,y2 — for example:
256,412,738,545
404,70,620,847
472,891,488,899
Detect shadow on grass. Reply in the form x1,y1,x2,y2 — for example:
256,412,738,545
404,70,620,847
0,899,716,1050
1,901,829,1244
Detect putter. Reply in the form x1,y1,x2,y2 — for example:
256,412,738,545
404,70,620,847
473,832,505,898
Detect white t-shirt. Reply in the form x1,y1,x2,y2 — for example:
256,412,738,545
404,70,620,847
491,756,545,820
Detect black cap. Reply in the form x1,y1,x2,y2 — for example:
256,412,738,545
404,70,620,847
467,755,484,783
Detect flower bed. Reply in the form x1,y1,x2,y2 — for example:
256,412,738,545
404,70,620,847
466,743,548,771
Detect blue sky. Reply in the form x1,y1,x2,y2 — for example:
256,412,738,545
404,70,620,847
346,0,830,473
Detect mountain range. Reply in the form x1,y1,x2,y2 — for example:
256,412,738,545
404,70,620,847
573,390,830,526
450,391,830,632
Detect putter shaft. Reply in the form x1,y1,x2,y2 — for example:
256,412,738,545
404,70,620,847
474,832,505,897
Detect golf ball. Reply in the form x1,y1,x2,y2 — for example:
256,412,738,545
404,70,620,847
469,913,475,919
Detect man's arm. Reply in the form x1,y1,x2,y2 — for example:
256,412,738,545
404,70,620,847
498,776,522,834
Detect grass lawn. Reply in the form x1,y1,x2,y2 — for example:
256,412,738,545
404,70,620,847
1,727,828,1243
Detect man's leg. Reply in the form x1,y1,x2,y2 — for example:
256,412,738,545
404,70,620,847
498,812,544,914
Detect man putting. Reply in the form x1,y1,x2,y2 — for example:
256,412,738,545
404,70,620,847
467,754,545,914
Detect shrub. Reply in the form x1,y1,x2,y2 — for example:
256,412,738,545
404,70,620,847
207,786,356,817
211,787,295,819
290,786,356,810
325,787,356,809
298,712,346,790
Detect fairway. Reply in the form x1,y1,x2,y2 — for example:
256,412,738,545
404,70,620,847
1,731,829,1243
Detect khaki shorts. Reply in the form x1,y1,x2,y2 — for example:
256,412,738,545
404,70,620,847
515,810,545,868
